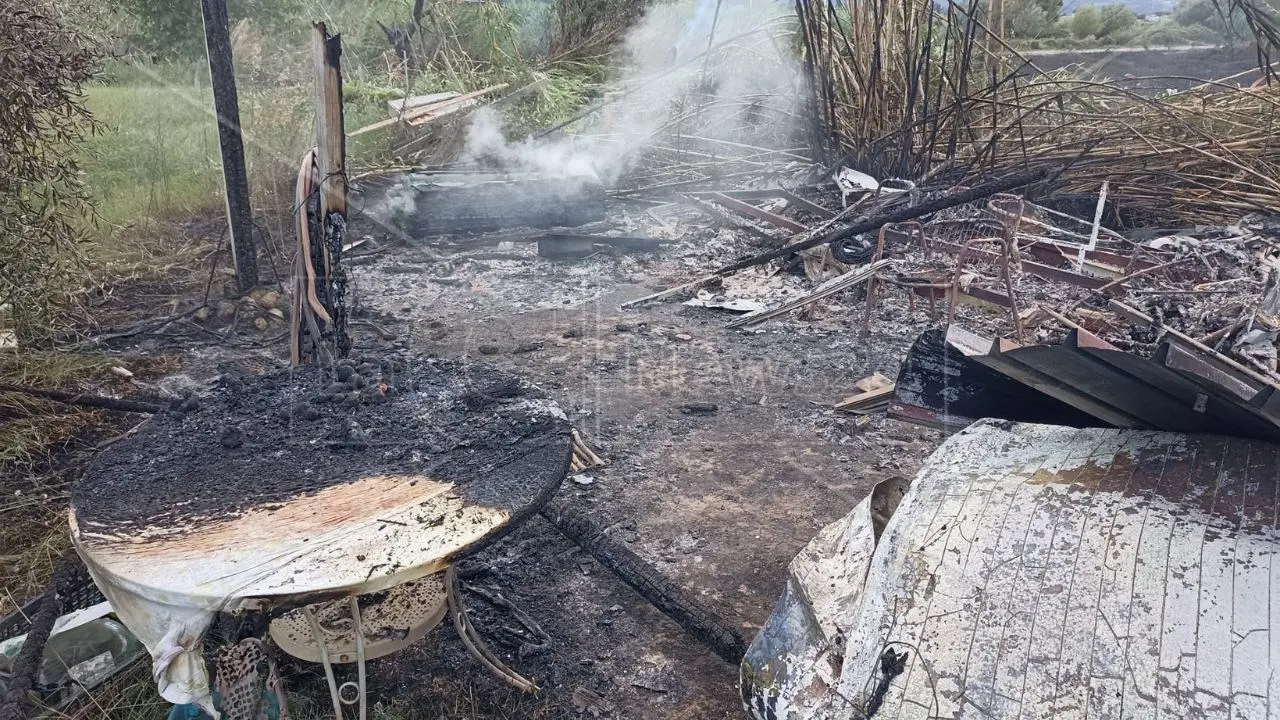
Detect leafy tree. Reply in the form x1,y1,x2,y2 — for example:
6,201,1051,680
1134,16,1227,43
0,0,99,341
1099,3,1138,38
1070,4,1103,37
1036,0,1065,20
1173,0,1250,39
123,0,292,59
1006,0,1053,37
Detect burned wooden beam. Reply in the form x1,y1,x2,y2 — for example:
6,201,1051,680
0,382,162,414
312,23,347,220
680,193,777,243
712,168,1049,276
540,499,747,664
700,193,809,233
726,259,892,329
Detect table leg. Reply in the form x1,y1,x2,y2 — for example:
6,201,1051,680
302,607,344,719
348,597,367,720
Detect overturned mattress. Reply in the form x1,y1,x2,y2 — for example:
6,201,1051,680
742,420,1280,719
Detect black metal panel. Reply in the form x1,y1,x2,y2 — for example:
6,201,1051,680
897,325,1280,443
892,329,1098,430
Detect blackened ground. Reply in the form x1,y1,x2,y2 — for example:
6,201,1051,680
70,190,953,718
73,356,572,533
284,514,744,719
335,265,947,718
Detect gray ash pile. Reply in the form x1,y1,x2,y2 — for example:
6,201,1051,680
74,355,573,533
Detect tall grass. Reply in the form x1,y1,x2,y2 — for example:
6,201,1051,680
797,0,1280,223
84,84,222,227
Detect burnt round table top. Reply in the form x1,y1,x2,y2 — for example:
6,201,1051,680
71,355,572,606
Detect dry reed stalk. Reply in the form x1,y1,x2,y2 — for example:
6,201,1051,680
797,0,1280,224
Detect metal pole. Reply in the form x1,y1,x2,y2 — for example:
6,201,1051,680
201,0,259,292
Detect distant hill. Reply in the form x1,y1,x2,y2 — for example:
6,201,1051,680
1061,0,1179,16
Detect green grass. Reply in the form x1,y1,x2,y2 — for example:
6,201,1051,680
78,64,320,280
0,350,119,467
84,84,224,229
83,75,320,230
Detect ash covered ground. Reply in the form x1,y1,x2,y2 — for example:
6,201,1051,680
81,186,961,718
75,357,571,533
268,194,955,718
72,178,1277,717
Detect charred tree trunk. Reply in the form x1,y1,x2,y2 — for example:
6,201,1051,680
201,0,259,292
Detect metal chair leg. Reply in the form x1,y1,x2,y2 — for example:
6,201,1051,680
302,607,344,720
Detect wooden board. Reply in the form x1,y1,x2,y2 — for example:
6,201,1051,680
835,373,895,412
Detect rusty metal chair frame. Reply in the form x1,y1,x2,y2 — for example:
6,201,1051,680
946,195,1026,340
861,221,928,334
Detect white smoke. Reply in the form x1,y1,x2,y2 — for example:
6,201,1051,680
463,108,603,179
458,0,803,185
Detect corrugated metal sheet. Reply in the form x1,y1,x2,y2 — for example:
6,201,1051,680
892,325,1280,442
743,421,1280,719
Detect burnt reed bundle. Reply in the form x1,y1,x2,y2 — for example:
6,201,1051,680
795,0,1280,224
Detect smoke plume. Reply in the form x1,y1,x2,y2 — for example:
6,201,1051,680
460,0,803,185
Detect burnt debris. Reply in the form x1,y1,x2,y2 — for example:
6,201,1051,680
74,355,573,533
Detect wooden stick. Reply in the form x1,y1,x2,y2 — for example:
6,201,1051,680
1091,255,1197,296
1109,299,1280,390
620,274,720,309
1197,316,1248,346
712,168,1049,277
1039,306,1086,333
0,383,162,414
540,498,746,664
727,259,893,329
403,84,508,126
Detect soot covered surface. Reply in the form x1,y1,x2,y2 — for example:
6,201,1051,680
74,356,572,533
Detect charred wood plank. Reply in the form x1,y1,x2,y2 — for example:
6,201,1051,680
704,193,808,233
0,383,162,414
540,499,747,664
